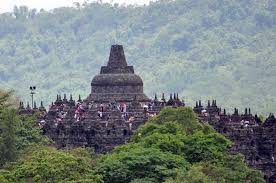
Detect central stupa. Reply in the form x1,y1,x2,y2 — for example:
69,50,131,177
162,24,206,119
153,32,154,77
90,45,149,102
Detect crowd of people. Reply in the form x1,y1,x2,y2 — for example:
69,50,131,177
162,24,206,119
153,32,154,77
44,99,164,127
36,96,187,130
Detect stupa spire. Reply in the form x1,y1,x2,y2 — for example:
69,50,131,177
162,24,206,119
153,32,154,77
107,45,128,68
100,45,134,74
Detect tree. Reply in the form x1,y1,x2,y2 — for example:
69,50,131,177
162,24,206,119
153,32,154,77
97,147,189,183
0,91,13,109
182,131,231,163
146,107,208,134
0,90,48,167
0,109,17,167
0,91,18,167
0,146,102,183
15,114,50,151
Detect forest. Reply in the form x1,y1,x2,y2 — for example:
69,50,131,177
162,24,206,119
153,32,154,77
0,91,265,182
0,0,275,114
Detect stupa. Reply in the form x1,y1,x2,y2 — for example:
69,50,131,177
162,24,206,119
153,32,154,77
90,45,149,103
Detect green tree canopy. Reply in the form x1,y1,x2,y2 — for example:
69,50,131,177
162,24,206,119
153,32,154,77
0,146,102,183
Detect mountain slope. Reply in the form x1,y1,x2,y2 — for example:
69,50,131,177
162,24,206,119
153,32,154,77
0,0,275,114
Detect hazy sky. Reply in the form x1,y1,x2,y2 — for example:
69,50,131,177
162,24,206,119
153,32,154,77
0,0,153,13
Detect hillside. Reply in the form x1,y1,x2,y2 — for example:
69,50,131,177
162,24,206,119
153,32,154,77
0,0,275,114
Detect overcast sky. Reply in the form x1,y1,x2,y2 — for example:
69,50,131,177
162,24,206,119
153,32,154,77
0,0,154,13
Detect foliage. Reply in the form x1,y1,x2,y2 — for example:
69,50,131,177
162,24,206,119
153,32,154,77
0,90,49,167
0,91,12,109
96,147,189,183
131,121,187,142
165,164,217,183
0,146,102,183
182,131,231,163
148,107,204,134
207,154,266,183
15,114,50,152
0,0,275,114
165,155,265,183
0,109,17,166
0,90,101,182
0,90,18,110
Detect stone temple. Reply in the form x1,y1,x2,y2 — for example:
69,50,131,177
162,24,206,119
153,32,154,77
18,45,276,183
36,45,184,153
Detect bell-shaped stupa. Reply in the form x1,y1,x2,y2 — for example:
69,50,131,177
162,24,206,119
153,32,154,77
90,45,149,103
